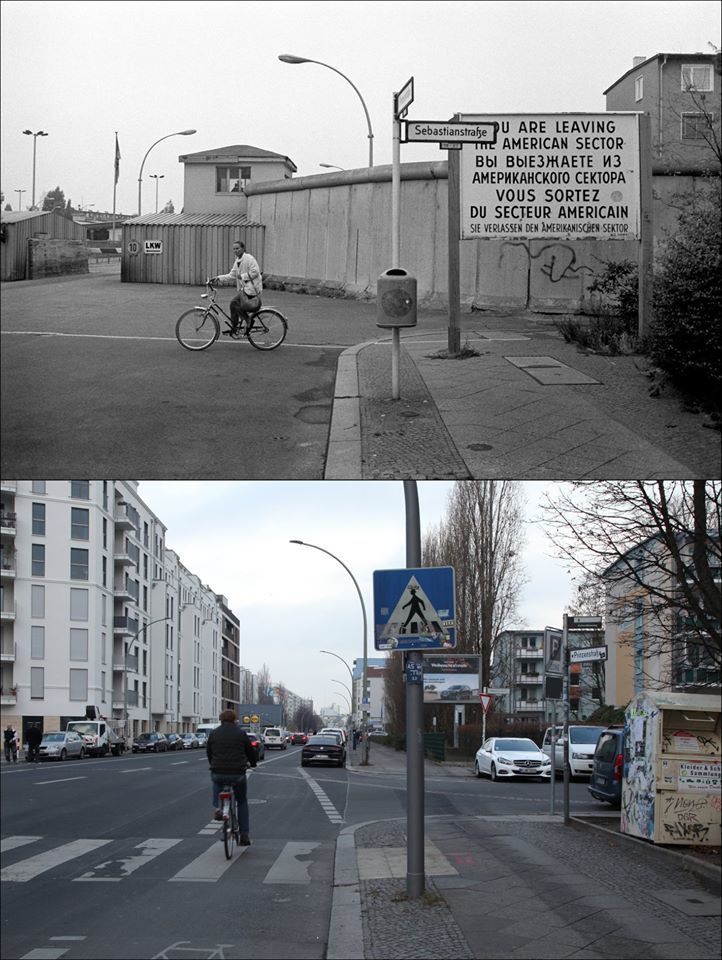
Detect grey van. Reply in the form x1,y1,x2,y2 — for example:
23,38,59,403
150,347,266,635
588,726,625,807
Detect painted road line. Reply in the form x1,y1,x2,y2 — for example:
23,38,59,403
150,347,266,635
170,842,249,882
1,836,42,854
1,839,111,882
262,842,320,885
74,838,181,882
35,777,87,785
299,768,344,823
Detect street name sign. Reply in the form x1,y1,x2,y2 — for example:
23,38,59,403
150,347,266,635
567,616,603,630
403,120,497,144
569,645,608,663
395,76,414,120
373,566,456,651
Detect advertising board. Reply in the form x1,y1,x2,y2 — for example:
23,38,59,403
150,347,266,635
459,112,640,241
422,654,480,704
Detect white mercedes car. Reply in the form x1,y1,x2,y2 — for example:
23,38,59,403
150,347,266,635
474,737,551,781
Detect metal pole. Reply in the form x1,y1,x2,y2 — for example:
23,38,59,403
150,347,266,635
562,614,570,825
447,119,461,357
390,98,403,401
550,701,556,815
31,137,37,210
403,480,424,898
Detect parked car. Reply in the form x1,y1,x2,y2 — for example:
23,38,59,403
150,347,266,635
588,726,625,807
132,732,168,753
263,727,287,750
440,684,473,701
165,733,184,751
474,737,551,781
301,735,346,768
181,733,199,749
35,730,86,761
194,731,208,747
291,732,308,745
541,725,606,779
244,730,265,761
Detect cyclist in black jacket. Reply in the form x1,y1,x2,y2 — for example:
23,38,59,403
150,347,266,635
207,709,257,845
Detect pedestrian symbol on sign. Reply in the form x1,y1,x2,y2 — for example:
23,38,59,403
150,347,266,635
374,569,455,651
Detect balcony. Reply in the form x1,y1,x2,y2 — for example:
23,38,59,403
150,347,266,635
1,604,16,622
114,584,136,603
0,641,16,663
112,653,139,673
114,504,138,530
515,648,544,659
515,673,542,684
113,615,139,636
0,482,17,493
514,700,543,712
0,688,17,705
1,559,16,579
0,513,17,537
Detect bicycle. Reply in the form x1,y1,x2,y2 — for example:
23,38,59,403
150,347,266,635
176,279,288,352
218,784,241,860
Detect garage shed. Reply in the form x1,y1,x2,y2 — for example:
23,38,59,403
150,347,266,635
1,210,88,281
120,212,265,285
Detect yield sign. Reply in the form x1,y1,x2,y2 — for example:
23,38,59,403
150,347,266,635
479,693,493,714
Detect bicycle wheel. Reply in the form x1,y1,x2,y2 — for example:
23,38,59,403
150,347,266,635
246,309,287,351
176,309,220,351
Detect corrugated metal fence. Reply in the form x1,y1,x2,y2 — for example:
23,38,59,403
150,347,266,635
1,211,87,281
120,213,265,285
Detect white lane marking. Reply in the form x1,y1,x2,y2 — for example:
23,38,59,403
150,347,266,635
118,766,152,773
0,331,339,350
19,950,69,959
1,836,41,853
262,841,319,885
35,777,86,785
170,842,249,882
74,837,181,882
298,767,343,823
1,839,111,882
171,761,189,765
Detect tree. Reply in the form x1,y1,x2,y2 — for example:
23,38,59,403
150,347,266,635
565,572,607,709
42,186,65,212
162,199,175,214
541,481,721,682
255,663,274,704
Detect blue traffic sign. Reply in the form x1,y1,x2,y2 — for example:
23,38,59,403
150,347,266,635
373,567,456,651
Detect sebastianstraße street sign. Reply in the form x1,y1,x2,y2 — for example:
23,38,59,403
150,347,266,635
402,120,497,144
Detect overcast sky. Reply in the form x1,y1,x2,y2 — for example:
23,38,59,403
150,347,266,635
136,480,575,714
1,1,719,215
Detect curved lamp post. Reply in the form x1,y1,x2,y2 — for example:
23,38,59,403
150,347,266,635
23,129,48,209
279,55,373,167
137,129,196,216
291,539,369,764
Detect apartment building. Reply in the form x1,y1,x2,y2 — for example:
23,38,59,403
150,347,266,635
0,480,240,741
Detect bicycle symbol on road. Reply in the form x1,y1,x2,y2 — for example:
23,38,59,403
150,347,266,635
152,941,235,959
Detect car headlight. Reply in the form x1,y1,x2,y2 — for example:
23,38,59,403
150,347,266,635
45,745,58,753
541,756,551,765
496,756,514,765
572,752,590,760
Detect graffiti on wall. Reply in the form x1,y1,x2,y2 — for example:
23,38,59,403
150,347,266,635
661,793,718,844
501,241,596,284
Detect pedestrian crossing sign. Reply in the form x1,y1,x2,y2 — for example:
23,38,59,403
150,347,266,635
373,567,456,651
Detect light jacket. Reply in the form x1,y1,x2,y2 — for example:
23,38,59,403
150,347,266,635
217,252,263,296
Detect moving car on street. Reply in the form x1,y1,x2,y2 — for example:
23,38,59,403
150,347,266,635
301,734,346,768
263,727,287,750
475,737,551,781
290,732,308,745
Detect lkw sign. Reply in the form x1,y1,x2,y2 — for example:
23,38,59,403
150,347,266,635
144,240,163,254
459,113,641,241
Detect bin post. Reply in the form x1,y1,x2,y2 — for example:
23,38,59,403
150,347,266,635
377,268,418,401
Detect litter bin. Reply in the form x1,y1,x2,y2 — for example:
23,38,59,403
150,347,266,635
621,690,721,846
376,268,417,328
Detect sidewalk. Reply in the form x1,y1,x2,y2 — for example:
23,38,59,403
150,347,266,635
331,743,721,960
325,313,721,480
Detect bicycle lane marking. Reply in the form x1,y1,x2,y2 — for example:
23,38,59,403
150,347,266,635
298,767,344,824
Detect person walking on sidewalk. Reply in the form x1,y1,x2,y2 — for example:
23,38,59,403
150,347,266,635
206,709,257,845
211,240,263,335
25,723,42,762
4,724,18,762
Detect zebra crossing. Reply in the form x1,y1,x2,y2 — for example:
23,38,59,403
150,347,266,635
0,830,327,886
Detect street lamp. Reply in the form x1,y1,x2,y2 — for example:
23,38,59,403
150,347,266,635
137,129,196,216
15,189,26,210
291,539,369,764
279,55,374,167
149,174,165,213
22,129,48,209
124,616,173,736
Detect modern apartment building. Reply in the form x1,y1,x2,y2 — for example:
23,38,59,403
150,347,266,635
0,480,240,742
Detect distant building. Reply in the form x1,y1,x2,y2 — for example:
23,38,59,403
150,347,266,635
352,657,387,729
179,144,297,215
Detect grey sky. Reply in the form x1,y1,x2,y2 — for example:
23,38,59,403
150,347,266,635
2,1,719,214
137,480,573,714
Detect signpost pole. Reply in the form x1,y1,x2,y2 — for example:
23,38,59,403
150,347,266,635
447,115,461,357
562,614,570,825
403,480,424,899
637,113,653,339
391,95,403,399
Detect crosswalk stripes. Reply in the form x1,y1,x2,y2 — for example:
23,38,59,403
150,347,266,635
1,835,322,885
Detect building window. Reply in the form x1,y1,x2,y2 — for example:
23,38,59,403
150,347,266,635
31,666,44,699
103,481,109,511
681,112,713,139
71,480,90,500
31,584,45,618
71,547,89,580
31,544,45,577
71,507,90,540
31,481,46,494
634,76,643,101
70,588,89,621
103,517,107,549
69,668,88,701
215,165,251,193
681,63,713,91
32,503,46,536
70,628,89,661
31,625,45,659
101,670,106,703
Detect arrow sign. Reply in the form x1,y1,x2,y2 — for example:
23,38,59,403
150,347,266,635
479,693,493,714
569,646,608,663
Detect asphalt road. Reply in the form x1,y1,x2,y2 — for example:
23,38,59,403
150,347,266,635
0,271,404,478
0,746,598,959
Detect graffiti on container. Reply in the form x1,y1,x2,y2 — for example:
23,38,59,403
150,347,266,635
621,786,655,839
662,729,720,754
501,242,595,283
662,820,711,843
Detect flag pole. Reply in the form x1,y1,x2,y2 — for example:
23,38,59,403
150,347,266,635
112,132,119,242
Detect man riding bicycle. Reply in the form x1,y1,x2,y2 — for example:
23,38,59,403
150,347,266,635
211,240,263,335
207,709,257,845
